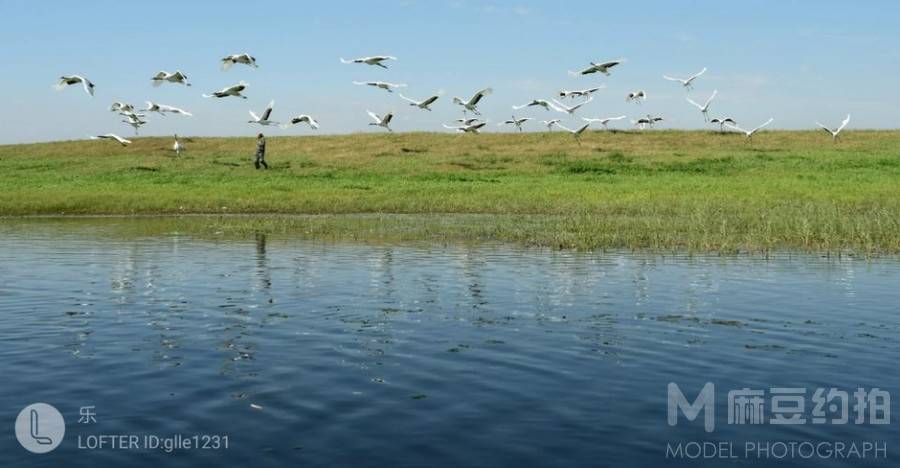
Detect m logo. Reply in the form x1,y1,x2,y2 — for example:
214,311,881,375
668,382,715,432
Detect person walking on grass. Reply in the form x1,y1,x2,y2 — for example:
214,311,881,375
254,133,268,169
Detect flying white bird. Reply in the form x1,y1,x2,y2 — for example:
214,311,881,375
540,119,561,131
281,114,320,130
555,122,592,143
686,89,718,122
452,88,492,115
173,134,184,155
142,101,192,116
109,102,134,113
221,54,257,70
569,59,623,77
443,121,487,134
632,115,664,130
513,99,553,111
558,86,605,99
726,118,774,140
203,82,248,99
152,70,191,87
367,110,394,132
710,117,737,132
549,97,593,115
663,67,707,90
353,81,406,93
90,133,131,146
54,75,95,96
499,116,532,132
626,90,647,104
248,100,279,126
816,114,851,142
454,117,483,126
398,93,440,111
582,115,627,130
120,112,147,134
340,55,397,69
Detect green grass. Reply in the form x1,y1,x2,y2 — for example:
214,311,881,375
1,130,899,252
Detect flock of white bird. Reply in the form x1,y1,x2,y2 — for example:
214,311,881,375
55,54,852,151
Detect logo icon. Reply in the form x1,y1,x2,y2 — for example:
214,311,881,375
15,403,65,454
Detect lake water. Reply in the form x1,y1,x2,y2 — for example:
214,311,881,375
1,219,897,467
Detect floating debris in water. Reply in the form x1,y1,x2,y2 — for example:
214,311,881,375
250,403,263,410
410,394,427,400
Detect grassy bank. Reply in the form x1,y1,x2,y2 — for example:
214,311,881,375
2,130,899,252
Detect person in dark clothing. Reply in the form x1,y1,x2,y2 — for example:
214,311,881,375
254,133,268,169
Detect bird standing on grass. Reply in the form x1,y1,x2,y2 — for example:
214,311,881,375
173,134,184,155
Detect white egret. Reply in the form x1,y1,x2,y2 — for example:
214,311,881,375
686,90,718,122
452,88,492,115
367,110,394,132
513,99,553,111
582,115,627,130
626,90,647,104
152,70,191,87
398,93,440,111
568,59,623,77
221,54,257,70
555,122,592,143
549,96,593,115
353,81,407,93
443,122,487,134
203,82,248,99
558,86,604,99
540,119,561,131
663,67,707,90
340,55,397,69
726,118,774,141
816,114,851,142
281,115,320,130
142,101,192,116
173,134,184,155
499,116,531,132
54,75,95,96
710,117,736,132
90,134,131,146
248,100,279,126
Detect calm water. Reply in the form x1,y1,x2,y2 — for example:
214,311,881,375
1,220,897,467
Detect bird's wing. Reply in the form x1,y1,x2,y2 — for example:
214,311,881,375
261,100,274,120
686,97,703,110
469,88,492,104
82,78,94,96
421,96,439,106
575,123,590,135
352,81,368,86
367,110,380,122
309,118,320,129
397,93,418,104
609,115,627,121
704,89,718,107
837,114,851,133
663,75,682,83
249,110,260,121
752,118,774,133
340,57,353,64
689,67,708,81
549,99,570,112
443,124,462,130
725,123,748,133
511,103,528,110
816,122,833,133
555,123,575,133
383,113,394,124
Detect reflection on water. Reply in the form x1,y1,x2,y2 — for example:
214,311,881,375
0,220,898,467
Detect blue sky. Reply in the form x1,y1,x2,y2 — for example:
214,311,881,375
2,0,898,143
